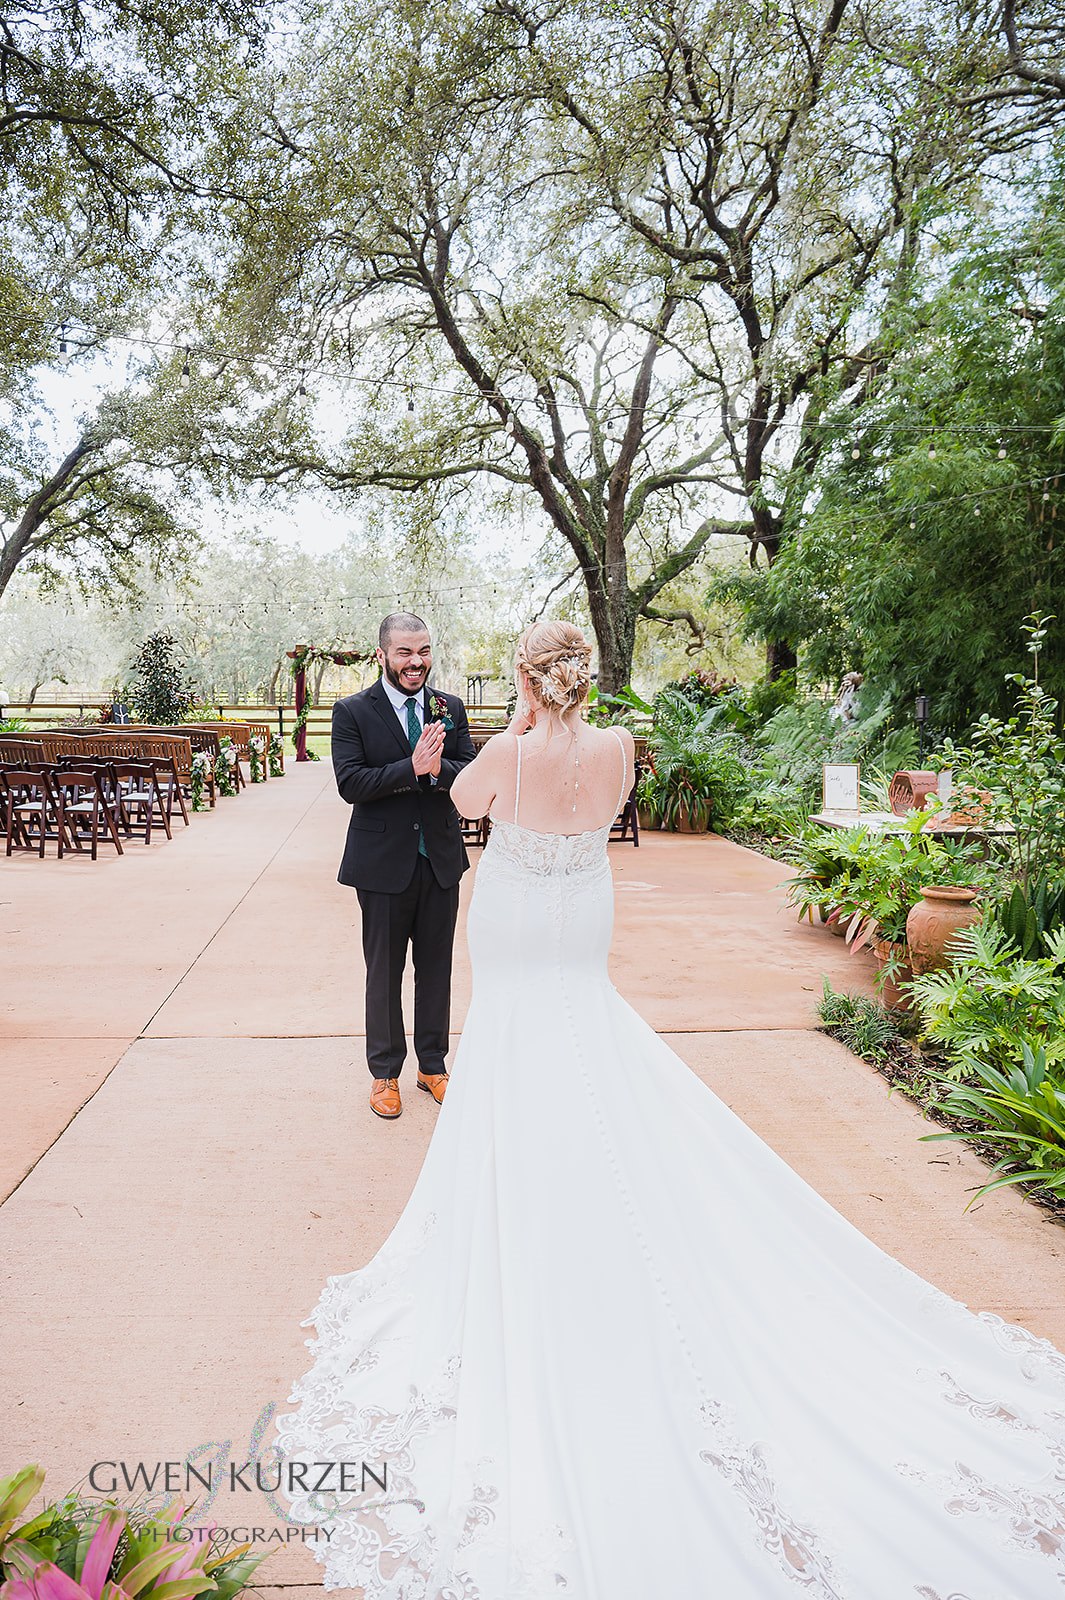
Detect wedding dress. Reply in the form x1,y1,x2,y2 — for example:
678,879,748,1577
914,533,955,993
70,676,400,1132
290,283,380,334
270,727,1065,1599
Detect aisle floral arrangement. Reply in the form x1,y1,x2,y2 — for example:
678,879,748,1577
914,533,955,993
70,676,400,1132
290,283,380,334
189,752,213,812
215,739,239,799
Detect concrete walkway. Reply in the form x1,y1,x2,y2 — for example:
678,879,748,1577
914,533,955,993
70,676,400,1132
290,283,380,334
2,762,1062,1593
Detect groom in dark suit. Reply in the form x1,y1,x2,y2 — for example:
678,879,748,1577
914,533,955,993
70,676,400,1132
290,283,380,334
331,613,477,1119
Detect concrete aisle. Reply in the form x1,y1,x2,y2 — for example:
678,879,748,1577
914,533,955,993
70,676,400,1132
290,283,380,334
2,761,1062,1595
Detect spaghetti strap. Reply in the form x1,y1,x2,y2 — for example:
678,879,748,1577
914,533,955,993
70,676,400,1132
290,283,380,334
610,727,629,816
513,734,523,825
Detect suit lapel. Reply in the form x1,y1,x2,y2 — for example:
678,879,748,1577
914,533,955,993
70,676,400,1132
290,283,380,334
368,677,415,759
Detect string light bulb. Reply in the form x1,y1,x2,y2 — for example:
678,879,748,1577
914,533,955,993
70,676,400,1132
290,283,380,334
851,447,860,460
927,444,936,460
59,325,68,356
298,371,308,398
181,348,191,381
998,447,1007,459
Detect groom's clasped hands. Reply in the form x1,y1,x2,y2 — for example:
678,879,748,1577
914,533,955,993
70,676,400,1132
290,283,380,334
411,718,447,777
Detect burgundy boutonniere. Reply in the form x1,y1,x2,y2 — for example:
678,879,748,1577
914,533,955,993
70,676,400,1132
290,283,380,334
427,691,454,731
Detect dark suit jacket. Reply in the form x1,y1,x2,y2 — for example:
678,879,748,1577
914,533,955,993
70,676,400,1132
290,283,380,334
332,679,477,892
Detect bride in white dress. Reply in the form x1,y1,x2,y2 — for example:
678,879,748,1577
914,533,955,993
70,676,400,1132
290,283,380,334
270,620,1065,1599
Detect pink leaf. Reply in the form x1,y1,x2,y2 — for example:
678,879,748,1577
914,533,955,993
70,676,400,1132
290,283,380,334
82,1511,126,1600
14,1564,88,1600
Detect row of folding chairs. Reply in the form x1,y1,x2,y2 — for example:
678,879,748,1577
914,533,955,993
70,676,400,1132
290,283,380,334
1,755,189,860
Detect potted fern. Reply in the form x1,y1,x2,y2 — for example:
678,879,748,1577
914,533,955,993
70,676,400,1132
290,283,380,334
641,690,749,834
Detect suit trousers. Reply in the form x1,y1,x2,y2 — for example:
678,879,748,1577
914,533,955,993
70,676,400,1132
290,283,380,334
356,854,461,1078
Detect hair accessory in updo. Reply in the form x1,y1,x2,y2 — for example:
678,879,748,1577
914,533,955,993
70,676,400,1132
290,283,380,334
515,622,593,720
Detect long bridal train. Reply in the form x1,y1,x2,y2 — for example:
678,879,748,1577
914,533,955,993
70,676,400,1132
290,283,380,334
271,808,1065,1599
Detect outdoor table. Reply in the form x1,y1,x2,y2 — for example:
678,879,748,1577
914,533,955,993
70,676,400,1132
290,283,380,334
809,808,1013,844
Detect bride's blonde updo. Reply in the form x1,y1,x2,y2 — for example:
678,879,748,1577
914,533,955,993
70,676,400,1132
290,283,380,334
515,621,593,723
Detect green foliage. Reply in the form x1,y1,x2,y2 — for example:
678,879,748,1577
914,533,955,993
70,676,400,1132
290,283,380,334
126,632,194,724
906,920,1065,1079
920,1040,1065,1208
655,669,745,722
783,812,989,947
0,717,28,732
818,981,900,1062
752,683,918,810
743,670,798,727
719,182,1065,730
641,688,750,830
938,615,1065,890
834,821,989,948
587,683,654,728
992,875,1065,959
727,781,809,844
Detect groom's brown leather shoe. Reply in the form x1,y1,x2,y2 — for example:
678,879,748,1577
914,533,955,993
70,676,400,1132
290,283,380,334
370,1078,402,1118
417,1071,448,1104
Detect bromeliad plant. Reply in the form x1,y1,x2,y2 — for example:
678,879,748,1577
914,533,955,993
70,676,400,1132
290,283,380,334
0,1467,268,1600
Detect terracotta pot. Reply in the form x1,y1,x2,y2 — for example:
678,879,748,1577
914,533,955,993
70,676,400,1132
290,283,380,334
636,806,660,830
672,800,711,834
888,769,938,814
905,885,981,975
872,936,914,1011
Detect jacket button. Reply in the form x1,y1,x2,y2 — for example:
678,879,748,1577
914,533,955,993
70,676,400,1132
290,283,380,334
413,823,419,830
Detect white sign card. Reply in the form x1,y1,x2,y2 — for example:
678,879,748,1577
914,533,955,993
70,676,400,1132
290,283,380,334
937,769,954,805
822,763,860,812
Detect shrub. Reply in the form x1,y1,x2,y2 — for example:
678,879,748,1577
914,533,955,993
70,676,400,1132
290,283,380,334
126,633,194,725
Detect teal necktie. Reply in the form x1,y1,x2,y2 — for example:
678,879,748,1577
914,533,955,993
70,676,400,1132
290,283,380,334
405,696,429,858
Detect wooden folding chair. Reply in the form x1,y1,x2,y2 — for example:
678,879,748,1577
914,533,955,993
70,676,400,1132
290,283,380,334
110,760,172,843
147,754,191,825
2,767,57,857
609,760,643,848
53,769,125,859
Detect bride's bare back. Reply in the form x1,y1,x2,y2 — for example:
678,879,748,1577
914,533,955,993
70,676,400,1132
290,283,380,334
452,720,635,836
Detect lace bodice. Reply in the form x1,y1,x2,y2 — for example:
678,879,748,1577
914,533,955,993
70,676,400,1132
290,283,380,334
480,724,628,876
483,816,613,876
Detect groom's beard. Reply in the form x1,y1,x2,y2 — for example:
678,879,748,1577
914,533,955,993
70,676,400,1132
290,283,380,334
382,659,430,695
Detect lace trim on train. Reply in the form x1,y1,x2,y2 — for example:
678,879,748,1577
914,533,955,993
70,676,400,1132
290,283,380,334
698,1399,849,1598
894,1362,1065,1582
268,1210,573,1597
